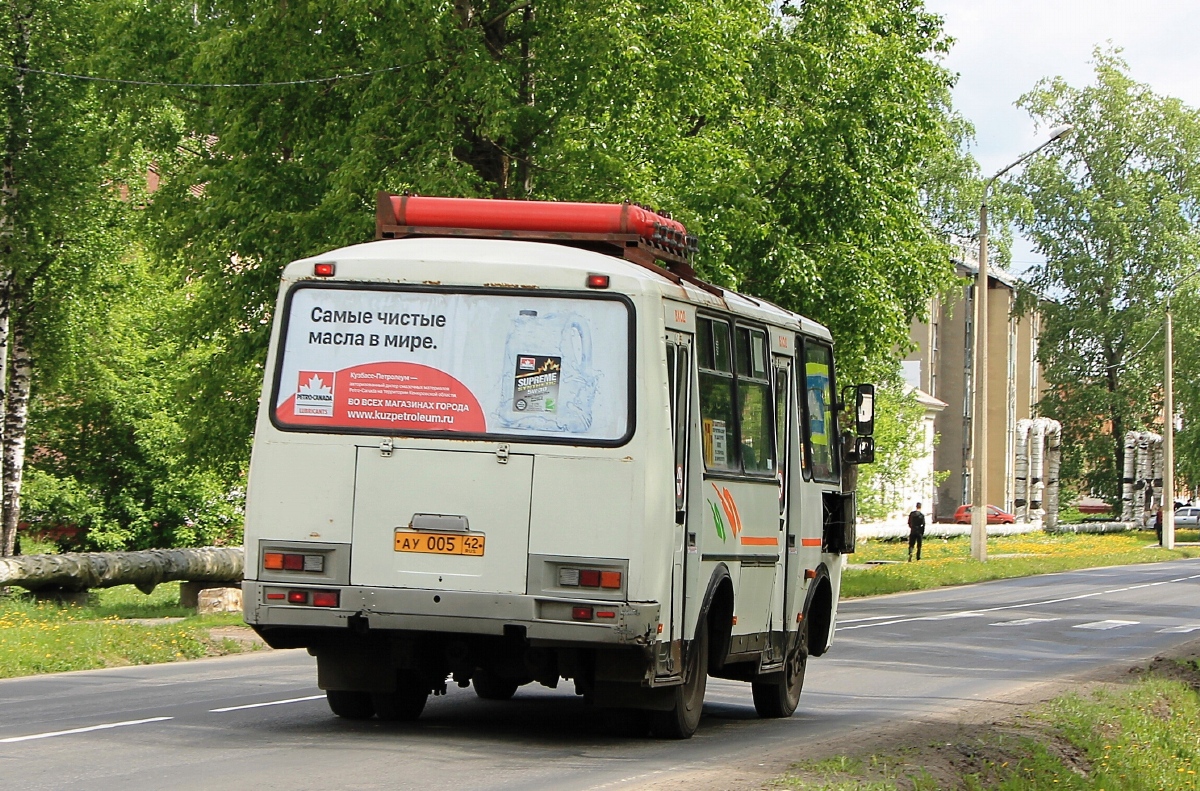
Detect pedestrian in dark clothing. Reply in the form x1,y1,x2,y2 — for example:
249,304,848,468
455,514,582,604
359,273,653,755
908,503,926,562
1155,507,1163,546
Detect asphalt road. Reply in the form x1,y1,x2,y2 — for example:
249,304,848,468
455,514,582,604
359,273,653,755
4,558,1200,791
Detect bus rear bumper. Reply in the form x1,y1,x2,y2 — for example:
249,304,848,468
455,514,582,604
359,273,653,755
243,581,660,646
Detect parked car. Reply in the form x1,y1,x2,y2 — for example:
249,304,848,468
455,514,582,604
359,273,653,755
953,504,1016,525
1175,507,1200,528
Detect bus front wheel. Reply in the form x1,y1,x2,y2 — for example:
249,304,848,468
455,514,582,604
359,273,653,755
751,623,807,718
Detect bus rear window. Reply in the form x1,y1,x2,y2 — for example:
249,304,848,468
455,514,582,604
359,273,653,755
270,285,632,444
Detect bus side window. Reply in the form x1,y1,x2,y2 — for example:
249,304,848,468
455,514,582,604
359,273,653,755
803,340,840,482
697,317,737,471
735,326,774,473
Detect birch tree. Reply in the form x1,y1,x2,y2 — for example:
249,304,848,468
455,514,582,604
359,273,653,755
1018,50,1200,503
0,0,125,555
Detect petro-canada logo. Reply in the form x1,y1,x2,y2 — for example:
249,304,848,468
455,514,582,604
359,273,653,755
295,371,335,417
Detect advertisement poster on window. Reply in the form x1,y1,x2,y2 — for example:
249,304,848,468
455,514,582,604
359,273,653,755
273,287,630,442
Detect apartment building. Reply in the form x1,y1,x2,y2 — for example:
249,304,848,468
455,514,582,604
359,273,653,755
902,255,1044,522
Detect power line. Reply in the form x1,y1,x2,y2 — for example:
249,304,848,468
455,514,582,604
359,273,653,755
0,62,411,88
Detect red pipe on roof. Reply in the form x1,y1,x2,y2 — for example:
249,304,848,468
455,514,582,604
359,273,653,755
386,194,688,242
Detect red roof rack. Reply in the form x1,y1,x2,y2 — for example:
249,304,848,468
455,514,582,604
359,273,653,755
374,192,719,295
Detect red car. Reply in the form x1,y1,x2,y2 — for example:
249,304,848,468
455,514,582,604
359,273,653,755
953,504,1016,525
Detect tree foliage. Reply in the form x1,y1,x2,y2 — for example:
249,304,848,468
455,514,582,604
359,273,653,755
1017,50,1200,503
94,0,965,475
24,251,243,550
0,0,977,549
855,384,929,521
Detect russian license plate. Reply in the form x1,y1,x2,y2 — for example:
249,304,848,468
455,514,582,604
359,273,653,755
394,531,485,556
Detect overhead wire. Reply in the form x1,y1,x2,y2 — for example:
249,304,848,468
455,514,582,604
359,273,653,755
0,62,410,88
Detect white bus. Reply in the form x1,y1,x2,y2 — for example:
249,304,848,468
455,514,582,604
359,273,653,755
243,194,874,738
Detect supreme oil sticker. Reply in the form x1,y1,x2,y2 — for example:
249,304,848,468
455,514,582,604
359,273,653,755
513,355,561,413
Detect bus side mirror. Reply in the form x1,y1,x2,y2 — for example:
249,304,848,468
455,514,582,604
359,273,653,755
855,435,875,464
841,432,875,464
854,384,875,436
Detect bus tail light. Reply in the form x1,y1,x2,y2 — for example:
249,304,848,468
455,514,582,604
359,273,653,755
287,591,308,605
312,591,340,608
313,262,336,277
264,552,324,573
586,273,610,289
558,567,622,590
572,606,593,621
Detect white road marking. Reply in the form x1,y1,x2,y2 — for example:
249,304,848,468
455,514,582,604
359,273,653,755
990,617,1059,627
0,716,173,743
209,694,325,713
838,614,907,624
1158,624,1200,633
1074,620,1139,630
839,572,1200,631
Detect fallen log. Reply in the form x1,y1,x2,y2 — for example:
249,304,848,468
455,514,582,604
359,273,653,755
0,547,243,593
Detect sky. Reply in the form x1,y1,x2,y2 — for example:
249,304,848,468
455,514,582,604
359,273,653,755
923,0,1200,271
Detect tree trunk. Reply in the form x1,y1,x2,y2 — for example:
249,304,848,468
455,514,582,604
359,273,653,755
1,0,31,247
0,546,244,591
1,311,30,556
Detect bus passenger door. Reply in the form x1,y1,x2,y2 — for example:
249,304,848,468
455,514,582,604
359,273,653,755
665,333,692,672
773,356,794,660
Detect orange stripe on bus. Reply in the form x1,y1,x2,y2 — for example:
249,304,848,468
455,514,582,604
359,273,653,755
739,536,779,546
800,538,822,547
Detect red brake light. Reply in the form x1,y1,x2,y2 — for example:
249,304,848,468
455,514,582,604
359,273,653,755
263,552,284,570
314,262,335,277
266,592,285,600
572,606,593,621
596,611,616,619
599,571,622,589
287,590,308,604
312,590,339,608
579,570,601,587
282,554,304,571
586,273,610,289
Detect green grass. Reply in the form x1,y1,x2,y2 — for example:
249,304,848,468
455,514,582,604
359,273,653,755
773,658,1200,791
0,582,253,679
843,530,1200,598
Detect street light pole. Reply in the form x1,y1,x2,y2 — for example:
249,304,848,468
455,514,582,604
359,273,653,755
971,124,1074,561
1163,266,1200,549
1164,302,1175,548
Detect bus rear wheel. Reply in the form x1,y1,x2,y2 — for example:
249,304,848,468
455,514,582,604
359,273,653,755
372,677,429,721
326,690,375,720
751,626,807,718
649,620,709,739
473,668,520,701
